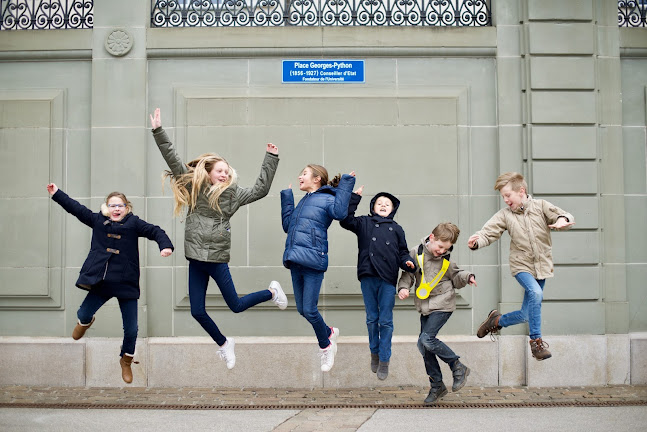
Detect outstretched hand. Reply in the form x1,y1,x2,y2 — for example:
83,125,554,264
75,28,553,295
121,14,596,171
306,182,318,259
150,108,162,129
354,185,364,196
468,275,477,287
467,234,480,249
349,171,356,177
266,143,278,155
548,218,575,230
46,183,58,196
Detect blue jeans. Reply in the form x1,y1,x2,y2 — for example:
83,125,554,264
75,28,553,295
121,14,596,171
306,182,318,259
499,272,546,340
360,277,395,362
77,290,138,357
188,259,272,346
418,311,459,387
290,264,332,349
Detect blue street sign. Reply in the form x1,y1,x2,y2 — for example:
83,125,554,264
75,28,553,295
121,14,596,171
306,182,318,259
282,60,365,83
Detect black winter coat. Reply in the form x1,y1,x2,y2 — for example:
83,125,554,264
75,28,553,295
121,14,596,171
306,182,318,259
340,192,415,286
52,190,174,299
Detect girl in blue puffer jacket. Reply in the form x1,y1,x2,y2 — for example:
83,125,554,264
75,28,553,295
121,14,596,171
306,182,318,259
281,165,355,372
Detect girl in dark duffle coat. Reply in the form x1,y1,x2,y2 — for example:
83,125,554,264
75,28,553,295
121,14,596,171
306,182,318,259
47,183,174,384
281,165,355,373
340,188,416,380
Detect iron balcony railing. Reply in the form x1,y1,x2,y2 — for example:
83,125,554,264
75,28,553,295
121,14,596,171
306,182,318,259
618,0,647,27
151,0,491,27
1,0,93,30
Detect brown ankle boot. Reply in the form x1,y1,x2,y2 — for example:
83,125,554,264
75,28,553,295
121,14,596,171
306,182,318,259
72,316,95,340
529,338,552,360
119,355,139,383
477,310,502,338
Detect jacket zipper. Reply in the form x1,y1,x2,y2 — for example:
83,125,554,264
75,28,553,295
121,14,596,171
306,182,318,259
289,192,311,249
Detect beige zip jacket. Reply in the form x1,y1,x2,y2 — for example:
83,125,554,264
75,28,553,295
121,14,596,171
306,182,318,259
471,195,573,279
397,238,473,315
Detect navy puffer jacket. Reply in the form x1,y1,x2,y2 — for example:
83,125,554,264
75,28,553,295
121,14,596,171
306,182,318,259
340,192,415,286
52,190,174,299
281,174,355,272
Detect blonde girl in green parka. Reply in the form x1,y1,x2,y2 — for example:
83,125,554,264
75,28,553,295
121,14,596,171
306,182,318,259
150,108,288,370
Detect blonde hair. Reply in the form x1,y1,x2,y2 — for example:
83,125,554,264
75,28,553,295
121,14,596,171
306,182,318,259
306,164,342,188
432,222,460,244
494,172,527,193
164,153,237,216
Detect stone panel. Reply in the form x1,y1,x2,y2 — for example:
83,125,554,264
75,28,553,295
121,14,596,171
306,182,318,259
527,335,606,386
607,334,631,384
553,231,600,265
544,266,600,300
86,338,148,387
541,301,605,335
397,97,457,125
0,130,50,198
531,92,597,124
470,127,499,195
626,265,647,331
187,98,249,126
532,161,598,194
499,335,526,386
630,334,647,384
496,58,523,125
324,125,458,195
0,338,85,386
530,57,595,90
623,126,647,195
625,196,647,263
528,23,595,55
527,0,593,21
0,199,49,267
531,126,597,160
620,58,647,126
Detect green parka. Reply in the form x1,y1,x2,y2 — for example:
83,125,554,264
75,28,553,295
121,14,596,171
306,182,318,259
153,127,279,263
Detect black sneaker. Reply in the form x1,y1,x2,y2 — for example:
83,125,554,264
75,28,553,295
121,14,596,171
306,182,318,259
424,382,448,405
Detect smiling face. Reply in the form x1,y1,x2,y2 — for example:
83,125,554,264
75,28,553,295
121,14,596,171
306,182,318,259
107,196,128,222
209,160,230,184
499,183,527,211
373,196,393,217
426,236,453,257
298,167,321,192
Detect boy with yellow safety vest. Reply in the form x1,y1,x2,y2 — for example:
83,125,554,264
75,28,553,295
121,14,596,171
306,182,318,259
397,222,477,405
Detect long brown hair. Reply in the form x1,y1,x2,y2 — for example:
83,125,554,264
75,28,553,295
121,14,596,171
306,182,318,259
164,153,238,216
306,164,342,188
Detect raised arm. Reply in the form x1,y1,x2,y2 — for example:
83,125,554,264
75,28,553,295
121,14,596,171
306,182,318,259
135,218,175,255
280,187,295,234
48,184,96,228
339,188,363,233
542,200,575,230
235,144,280,207
468,210,508,250
150,108,188,177
328,172,356,221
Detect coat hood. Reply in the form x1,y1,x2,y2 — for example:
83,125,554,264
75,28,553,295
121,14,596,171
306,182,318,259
369,192,400,219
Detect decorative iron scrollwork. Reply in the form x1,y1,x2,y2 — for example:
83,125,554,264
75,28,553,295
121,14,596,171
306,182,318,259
151,0,491,27
1,0,93,30
618,0,647,27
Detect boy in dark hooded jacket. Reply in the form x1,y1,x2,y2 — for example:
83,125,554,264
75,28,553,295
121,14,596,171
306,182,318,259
340,186,415,380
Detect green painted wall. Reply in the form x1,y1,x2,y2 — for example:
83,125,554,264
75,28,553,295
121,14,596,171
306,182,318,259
0,0,645,338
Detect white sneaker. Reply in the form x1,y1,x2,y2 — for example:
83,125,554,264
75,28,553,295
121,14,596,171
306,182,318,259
320,344,336,372
270,281,288,310
218,338,236,370
329,327,339,347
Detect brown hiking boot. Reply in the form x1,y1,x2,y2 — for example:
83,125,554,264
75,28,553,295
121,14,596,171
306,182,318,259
477,309,501,338
529,338,552,360
72,316,95,340
119,354,139,383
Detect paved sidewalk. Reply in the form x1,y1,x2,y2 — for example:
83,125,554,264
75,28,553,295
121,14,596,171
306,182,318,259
2,385,646,409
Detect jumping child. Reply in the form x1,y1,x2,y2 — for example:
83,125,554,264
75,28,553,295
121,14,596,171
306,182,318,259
47,183,174,383
150,108,287,370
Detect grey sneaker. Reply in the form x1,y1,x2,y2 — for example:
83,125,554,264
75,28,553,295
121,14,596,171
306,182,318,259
450,360,470,392
377,361,389,380
370,353,379,373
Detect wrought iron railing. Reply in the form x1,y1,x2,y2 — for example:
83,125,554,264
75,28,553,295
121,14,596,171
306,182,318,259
618,0,647,27
0,0,93,30
151,0,491,27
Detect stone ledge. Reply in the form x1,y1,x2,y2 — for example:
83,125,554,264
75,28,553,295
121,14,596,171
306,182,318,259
1,334,645,388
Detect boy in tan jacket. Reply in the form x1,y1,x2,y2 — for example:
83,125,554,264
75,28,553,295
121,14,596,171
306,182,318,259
398,223,477,405
467,172,574,361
